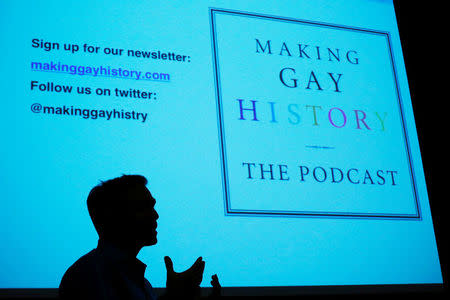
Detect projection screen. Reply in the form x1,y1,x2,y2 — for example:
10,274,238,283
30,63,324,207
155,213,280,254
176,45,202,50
0,0,443,297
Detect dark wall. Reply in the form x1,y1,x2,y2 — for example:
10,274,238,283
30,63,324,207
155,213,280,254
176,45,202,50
394,1,448,294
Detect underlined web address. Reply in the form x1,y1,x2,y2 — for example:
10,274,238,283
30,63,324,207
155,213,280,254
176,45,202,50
31,61,171,82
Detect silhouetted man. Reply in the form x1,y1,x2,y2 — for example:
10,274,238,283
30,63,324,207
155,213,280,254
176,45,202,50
59,175,220,299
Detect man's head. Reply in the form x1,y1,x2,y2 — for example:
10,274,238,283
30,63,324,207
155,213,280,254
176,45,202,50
87,175,159,246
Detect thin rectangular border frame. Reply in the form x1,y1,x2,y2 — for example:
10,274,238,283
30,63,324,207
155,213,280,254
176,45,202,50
209,7,421,220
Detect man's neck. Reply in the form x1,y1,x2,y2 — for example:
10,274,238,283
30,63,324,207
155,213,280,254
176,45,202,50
102,237,144,258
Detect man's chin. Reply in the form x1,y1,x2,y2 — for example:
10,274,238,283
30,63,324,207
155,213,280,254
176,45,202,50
144,234,158,246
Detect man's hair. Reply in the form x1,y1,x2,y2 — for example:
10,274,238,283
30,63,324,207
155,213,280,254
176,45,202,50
87,174,148,237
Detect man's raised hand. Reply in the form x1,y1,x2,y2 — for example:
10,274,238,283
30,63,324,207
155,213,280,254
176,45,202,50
164,256,205,296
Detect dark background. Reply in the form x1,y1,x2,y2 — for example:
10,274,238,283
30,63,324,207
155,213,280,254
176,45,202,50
395,0,448,294
1,1,448,299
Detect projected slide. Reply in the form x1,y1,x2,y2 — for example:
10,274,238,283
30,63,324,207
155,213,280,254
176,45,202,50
211,9,419,219
0,0,442,291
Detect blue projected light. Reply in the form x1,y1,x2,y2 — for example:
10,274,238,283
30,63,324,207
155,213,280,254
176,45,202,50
0,0,443,291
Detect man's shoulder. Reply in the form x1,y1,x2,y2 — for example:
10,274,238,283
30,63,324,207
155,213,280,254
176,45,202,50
59,248,112,299
60,249,103,287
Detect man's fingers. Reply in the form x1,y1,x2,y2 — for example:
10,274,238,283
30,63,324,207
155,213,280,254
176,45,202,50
211,274,220,287
195,260,205,279
164,256,174,273
194,258,205,275
187,258,205,285
187,257,203,272
200,260,205,273
194,256,203,265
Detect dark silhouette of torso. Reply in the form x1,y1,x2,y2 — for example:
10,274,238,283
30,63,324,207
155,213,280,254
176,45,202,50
59,239,157,300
